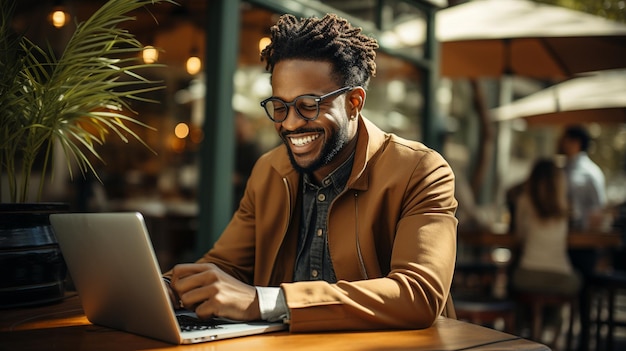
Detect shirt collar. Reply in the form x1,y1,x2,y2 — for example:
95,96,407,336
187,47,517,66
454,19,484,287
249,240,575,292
303,151,355,192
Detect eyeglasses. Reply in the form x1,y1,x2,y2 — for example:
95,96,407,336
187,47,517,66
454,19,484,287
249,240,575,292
260,86,353,123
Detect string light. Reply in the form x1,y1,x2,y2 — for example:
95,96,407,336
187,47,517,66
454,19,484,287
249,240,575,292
175,123,190,139
142,46,159,64
258,37,271,53
186,55,202,75
49,8,70,28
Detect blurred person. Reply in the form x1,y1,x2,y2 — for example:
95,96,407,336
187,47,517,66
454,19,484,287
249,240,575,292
162,13,458,332
511,158,581,343
558,125,607,351
558,124,605,291
558,125,607,232
511,158,581,295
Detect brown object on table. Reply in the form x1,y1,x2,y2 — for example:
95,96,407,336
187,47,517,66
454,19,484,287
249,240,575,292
0,294,550,351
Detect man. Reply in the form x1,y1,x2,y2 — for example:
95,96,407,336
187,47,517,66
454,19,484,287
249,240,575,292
164,13,458,332
558,125,607,231
558,125,607,351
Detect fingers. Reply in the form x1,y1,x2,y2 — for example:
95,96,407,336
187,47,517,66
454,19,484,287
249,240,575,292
192,282,260,321
170,263,218,310
180,284,215,314
168,263,260,321
171,263,219,297
171,263,216,281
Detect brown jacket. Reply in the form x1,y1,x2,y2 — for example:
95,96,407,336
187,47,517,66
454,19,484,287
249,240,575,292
191,117,457,332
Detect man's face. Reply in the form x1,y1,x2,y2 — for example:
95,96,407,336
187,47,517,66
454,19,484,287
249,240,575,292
270,59,359,176
558,135,580,158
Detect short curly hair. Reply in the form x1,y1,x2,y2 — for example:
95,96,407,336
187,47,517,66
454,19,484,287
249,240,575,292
260,13,379,89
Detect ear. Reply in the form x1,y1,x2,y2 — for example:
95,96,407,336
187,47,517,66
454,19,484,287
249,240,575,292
347,87,365,114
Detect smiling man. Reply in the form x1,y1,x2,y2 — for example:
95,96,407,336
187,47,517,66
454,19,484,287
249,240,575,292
164,13,458,332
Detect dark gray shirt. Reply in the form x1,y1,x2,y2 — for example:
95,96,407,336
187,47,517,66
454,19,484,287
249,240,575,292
293,153,355,282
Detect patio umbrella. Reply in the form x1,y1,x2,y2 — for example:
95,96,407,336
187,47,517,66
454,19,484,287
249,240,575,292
438,0,626,79
491,69,626,125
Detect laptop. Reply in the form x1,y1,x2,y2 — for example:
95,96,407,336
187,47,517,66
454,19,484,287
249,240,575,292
49,212,287,344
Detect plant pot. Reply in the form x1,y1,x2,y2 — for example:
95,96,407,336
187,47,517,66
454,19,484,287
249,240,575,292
0,203,69,309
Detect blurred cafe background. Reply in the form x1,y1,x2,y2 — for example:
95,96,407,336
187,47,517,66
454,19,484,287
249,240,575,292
5,0,626,349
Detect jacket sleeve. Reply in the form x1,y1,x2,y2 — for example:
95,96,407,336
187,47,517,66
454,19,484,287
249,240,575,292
281,149,458,332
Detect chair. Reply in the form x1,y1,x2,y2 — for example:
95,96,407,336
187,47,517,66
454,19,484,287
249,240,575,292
514,291,578,351
586,271,626,351
452,262,516,333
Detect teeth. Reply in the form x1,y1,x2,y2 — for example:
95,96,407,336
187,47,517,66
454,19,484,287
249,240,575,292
289,134,319,146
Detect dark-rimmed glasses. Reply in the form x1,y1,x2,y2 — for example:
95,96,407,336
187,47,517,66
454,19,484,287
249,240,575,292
260,86,353,123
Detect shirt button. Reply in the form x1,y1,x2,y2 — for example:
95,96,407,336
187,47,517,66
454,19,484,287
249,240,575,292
317,194,326,201
316,228,323,237
311,269,319,278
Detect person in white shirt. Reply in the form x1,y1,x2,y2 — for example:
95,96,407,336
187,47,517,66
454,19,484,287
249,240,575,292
558,125,607,232
557,125,607,350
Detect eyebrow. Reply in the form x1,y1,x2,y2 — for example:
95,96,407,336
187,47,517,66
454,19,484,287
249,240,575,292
270,92,324,101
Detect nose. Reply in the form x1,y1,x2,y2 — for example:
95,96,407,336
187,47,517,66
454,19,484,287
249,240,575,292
280,105,307,131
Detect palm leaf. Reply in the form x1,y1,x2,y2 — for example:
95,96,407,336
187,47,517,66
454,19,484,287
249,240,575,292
1,0,178,202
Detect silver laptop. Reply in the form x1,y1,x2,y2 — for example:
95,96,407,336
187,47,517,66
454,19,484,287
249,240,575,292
49,212,287,344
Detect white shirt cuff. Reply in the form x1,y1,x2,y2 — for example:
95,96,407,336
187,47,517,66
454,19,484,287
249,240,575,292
255,286,289,323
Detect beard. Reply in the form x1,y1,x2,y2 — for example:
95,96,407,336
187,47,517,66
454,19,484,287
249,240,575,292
282,126,351,174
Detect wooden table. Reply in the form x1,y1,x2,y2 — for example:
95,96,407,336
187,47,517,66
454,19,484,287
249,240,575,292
0,294,548,350
459,230,623,249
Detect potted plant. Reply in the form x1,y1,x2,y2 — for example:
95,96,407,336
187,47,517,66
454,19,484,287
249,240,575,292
0,0,176,308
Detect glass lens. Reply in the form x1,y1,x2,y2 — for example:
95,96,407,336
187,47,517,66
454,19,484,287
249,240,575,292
266,99,287,121
294,96,319,119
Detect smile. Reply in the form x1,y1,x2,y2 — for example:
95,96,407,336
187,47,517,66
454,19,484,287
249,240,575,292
289,134,319,146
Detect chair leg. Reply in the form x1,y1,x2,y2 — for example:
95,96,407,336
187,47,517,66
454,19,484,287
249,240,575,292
548,303,571,351
527,299,577,349
566,299,576,351
595,288,603,351
607,287,615,351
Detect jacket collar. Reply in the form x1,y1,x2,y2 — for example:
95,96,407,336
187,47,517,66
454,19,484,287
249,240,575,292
349,117,387,191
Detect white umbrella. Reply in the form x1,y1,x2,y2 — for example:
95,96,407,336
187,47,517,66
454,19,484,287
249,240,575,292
437,0,626,78
491,69,626,125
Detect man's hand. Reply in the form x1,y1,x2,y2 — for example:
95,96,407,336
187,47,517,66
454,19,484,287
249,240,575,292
170,263,261,321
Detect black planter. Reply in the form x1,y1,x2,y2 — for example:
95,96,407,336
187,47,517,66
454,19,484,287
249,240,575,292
0,203,69,309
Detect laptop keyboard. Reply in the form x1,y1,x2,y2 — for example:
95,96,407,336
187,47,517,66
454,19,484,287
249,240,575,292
177,315,223,331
